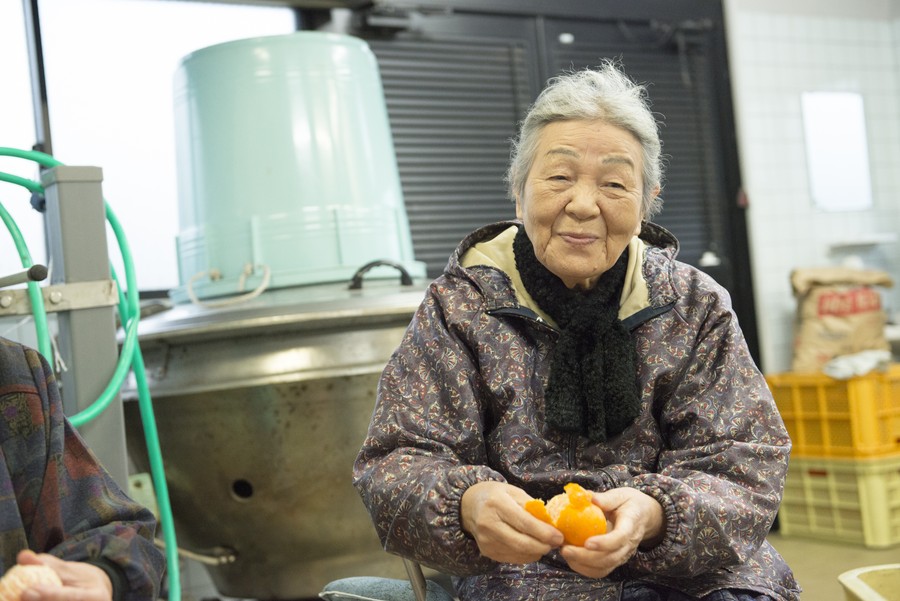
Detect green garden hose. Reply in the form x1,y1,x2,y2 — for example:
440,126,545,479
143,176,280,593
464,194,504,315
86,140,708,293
0,146,181,601
0,197,53,363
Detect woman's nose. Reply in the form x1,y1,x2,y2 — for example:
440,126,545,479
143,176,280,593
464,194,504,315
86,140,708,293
565,183,600,219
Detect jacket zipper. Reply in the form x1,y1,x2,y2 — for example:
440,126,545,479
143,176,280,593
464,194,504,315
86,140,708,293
490,307,575,467
567,433,577,469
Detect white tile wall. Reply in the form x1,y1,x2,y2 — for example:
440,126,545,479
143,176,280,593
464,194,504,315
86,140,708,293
724,0,900,373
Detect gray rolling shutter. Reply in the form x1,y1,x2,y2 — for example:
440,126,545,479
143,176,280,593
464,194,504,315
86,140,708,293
367,38,532,276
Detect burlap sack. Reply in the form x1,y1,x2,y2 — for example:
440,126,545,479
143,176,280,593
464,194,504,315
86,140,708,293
791,267,893,372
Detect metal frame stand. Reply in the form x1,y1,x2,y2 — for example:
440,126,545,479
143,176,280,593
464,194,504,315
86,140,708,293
41,165,128,487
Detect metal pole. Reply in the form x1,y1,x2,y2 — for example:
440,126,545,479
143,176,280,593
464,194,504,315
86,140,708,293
403,558,429,601
21,0,53,156
41,166,128,488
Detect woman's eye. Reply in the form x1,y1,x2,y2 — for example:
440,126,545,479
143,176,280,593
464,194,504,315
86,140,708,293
605,181,626,189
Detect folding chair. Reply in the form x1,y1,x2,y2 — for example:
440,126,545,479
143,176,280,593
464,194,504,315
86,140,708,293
403,558,429,601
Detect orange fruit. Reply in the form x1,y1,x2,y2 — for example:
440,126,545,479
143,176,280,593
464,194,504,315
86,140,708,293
0,564,63,601
524,482,607,546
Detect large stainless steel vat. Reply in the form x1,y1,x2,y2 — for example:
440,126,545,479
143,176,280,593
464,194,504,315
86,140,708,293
122,280,425,599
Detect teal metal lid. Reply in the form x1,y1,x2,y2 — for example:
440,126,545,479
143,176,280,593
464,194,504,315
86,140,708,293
171,31,425,303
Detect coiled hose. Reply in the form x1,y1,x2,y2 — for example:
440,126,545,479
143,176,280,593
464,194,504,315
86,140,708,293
0,146,181,601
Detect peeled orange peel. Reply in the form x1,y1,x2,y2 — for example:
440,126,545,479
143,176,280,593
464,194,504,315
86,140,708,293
524,482,607,546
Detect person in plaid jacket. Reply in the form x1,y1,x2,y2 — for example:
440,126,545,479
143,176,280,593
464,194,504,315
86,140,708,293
0,336,165,601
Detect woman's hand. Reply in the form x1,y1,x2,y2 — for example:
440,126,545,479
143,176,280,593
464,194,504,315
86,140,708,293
560,487,664,579
461,481,565,564
16,550,113,601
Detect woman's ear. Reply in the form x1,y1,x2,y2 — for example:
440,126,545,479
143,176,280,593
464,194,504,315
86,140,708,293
636,185,661,233
515,195,523,220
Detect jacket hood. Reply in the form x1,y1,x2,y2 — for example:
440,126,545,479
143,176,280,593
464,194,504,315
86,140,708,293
448,220,680,327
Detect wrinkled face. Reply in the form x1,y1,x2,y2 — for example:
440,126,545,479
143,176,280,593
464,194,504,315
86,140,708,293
516,119,651,289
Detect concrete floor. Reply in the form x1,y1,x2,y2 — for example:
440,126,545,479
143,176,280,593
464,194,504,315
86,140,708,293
767,532,899,600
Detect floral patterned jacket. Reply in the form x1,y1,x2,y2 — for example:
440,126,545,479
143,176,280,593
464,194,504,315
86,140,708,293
0,337,165,601
354,221,800,601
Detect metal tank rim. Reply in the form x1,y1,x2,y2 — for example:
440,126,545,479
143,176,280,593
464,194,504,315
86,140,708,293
175,29,374,70
129,280,429,343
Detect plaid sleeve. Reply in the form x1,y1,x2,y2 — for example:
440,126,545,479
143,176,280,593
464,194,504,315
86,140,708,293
0,338,166,600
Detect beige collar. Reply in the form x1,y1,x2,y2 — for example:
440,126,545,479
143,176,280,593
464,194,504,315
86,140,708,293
460,225,650,325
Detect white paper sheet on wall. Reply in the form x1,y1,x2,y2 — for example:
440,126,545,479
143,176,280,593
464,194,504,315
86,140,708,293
800,91,873,212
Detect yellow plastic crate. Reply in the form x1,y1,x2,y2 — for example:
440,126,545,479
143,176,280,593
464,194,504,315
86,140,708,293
778,454,900,548
766,365,900,458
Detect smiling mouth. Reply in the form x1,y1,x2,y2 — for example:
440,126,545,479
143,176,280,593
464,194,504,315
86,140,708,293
559,233,598,245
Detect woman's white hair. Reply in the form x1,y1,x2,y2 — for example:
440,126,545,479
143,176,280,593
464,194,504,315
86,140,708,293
505,59,665,219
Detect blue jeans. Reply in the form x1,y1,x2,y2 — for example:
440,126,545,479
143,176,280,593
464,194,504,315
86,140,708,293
318,577,456,601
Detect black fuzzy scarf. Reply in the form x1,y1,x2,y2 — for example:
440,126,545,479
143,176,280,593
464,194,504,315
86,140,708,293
513,226,641,443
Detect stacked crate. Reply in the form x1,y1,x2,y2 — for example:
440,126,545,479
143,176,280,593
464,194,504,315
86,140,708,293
765,365,900,548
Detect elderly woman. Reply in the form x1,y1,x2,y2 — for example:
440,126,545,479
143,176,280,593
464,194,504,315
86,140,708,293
352,61,800,601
